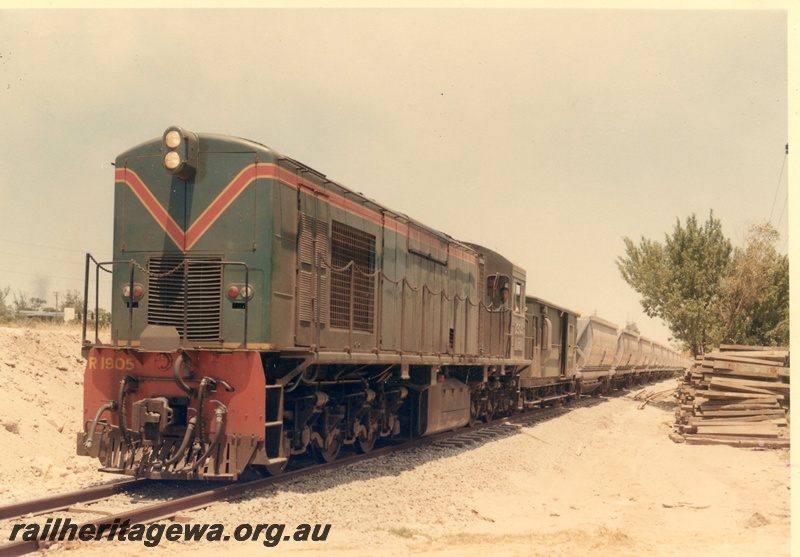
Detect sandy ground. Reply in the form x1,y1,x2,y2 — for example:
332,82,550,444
0,325,792,556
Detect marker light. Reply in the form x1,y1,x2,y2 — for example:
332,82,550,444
227,285,240,299
122,283,144,300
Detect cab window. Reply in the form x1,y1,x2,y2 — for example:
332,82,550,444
486,274,510,310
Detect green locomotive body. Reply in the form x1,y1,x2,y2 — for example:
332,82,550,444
78,126,676,480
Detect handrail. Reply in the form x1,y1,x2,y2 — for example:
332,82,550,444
81,254,250,351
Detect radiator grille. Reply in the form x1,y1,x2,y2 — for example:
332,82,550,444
330,221,375,332
147,257,223,342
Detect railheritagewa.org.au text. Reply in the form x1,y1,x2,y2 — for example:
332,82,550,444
9,518,331,547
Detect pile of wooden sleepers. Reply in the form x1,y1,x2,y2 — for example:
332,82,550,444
672,345,790,448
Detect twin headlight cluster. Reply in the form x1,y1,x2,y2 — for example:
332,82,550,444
162,126,199,181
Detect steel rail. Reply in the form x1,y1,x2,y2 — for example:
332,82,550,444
0,395,606,557
0,480,144,522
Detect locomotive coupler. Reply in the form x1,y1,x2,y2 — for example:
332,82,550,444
131,397,175,447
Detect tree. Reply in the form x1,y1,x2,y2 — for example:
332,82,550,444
0,286,11,322
60,289,84,320
86,308,112,329
12,291,47,312
624,321,640,334
618,214,789,355
717,224,788,346
617,212,732,356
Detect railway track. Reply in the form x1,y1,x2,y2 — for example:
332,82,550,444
0,480,145,522
0,394,606,557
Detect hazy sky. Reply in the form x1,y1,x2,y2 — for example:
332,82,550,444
0,5,792,348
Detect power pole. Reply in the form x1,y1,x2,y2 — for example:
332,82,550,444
54,291,60,311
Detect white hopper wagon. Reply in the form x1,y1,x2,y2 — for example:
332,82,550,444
575,315,619,394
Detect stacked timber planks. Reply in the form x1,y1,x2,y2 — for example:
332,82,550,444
673,345,790,448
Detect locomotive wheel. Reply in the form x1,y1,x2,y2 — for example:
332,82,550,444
355,421,378,454
467,401,478,427
254,458,288,477
264,458,288,476
255,435,290,476
312,432,341,464
482,400,495,423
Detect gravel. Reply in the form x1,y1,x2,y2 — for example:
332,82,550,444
0,325,790,557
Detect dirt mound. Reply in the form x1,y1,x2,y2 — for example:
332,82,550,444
0,325,109,503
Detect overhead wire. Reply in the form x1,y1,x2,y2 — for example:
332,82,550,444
768,148,787,224
775,191,788,230
0,250,80,266
769,144,789,254
0,237,111,257
0,238,112,290
0,267,84,284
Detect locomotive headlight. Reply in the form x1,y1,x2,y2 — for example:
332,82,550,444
164,130,182,149
122,285,131,298
164,151,181,170
162,125,198,180
242,285,254,300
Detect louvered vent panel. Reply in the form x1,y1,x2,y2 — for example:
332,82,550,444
298,271,313,322
299,214,316,265
147,257,223,342
298,214,329,325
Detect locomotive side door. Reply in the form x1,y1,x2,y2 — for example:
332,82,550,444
509,274,526,359
563,319,576,377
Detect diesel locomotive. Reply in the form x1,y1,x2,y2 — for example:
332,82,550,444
78,126,684,480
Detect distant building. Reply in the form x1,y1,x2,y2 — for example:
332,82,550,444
17,310,65,322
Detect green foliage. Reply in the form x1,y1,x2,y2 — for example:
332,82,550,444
12,291,46,312
718,224,788,346
624,321,640,334
0,286,12,322
60,289,84,320
617,213,788,356
86,308,112,329
618,212,731,356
